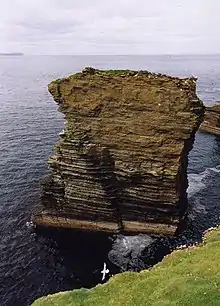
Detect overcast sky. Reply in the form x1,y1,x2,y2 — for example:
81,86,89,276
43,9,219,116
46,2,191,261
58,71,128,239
1,0,220,55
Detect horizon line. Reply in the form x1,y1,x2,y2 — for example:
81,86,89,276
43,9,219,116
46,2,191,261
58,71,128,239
4,53,220,56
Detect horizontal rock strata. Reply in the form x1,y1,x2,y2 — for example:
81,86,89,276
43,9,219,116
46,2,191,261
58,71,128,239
200,103,220,136
34,68,204,236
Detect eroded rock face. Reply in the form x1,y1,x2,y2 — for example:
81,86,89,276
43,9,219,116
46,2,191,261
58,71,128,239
34,68,204,236
200,103,220,136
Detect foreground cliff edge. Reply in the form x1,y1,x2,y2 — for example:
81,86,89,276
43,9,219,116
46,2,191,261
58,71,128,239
33,68,204,235
32,227,220,306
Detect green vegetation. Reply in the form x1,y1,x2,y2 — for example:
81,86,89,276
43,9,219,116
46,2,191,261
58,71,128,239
95,69,138,76
32,227,220,306
68,68,139,79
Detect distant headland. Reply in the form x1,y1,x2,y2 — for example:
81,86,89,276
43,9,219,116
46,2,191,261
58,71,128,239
0,52,24,56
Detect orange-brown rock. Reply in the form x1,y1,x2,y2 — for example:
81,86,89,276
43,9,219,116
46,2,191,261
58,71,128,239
200,103,220,136
34,68,204,236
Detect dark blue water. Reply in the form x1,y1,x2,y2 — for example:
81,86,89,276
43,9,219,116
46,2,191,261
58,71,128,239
0,55,220,306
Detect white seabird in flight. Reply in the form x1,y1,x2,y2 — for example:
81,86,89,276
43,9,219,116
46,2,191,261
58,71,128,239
101,262,110,281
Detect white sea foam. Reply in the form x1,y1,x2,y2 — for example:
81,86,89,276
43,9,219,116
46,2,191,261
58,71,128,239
187,165,220,198
108,234,154,269
114,234,154,257
26,221,36,229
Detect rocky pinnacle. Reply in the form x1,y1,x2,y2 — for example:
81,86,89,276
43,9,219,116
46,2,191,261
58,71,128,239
34,68,205,236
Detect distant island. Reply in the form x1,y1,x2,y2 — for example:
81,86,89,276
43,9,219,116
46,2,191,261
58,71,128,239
0,53,24,56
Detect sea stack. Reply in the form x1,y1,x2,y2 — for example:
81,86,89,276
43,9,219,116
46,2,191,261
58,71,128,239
34,68,204,236
200,103,220,136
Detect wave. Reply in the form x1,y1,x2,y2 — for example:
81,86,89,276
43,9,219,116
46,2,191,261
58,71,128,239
187,165,220,198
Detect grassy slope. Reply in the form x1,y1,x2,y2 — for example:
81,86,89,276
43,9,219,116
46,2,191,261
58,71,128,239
32,228,220,306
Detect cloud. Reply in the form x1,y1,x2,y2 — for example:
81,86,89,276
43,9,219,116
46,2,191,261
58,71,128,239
0,0,220,54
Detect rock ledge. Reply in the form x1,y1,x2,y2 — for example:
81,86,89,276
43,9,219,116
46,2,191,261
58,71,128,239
200,103,220,136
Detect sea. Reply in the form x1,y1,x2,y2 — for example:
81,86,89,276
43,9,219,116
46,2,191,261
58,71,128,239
0,55,220,306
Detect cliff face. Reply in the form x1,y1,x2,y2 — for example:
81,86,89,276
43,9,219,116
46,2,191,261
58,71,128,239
200,103,220,136
34,68,204,236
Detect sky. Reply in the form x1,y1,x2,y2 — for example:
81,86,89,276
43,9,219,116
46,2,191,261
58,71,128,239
1,0,220,55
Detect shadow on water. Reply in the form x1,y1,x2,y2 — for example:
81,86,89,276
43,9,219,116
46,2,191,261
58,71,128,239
0,227,119,306
34,227,119,287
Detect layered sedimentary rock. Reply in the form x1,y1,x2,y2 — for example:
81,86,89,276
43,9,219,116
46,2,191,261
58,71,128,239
200,103,220,136
34,68,204,235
